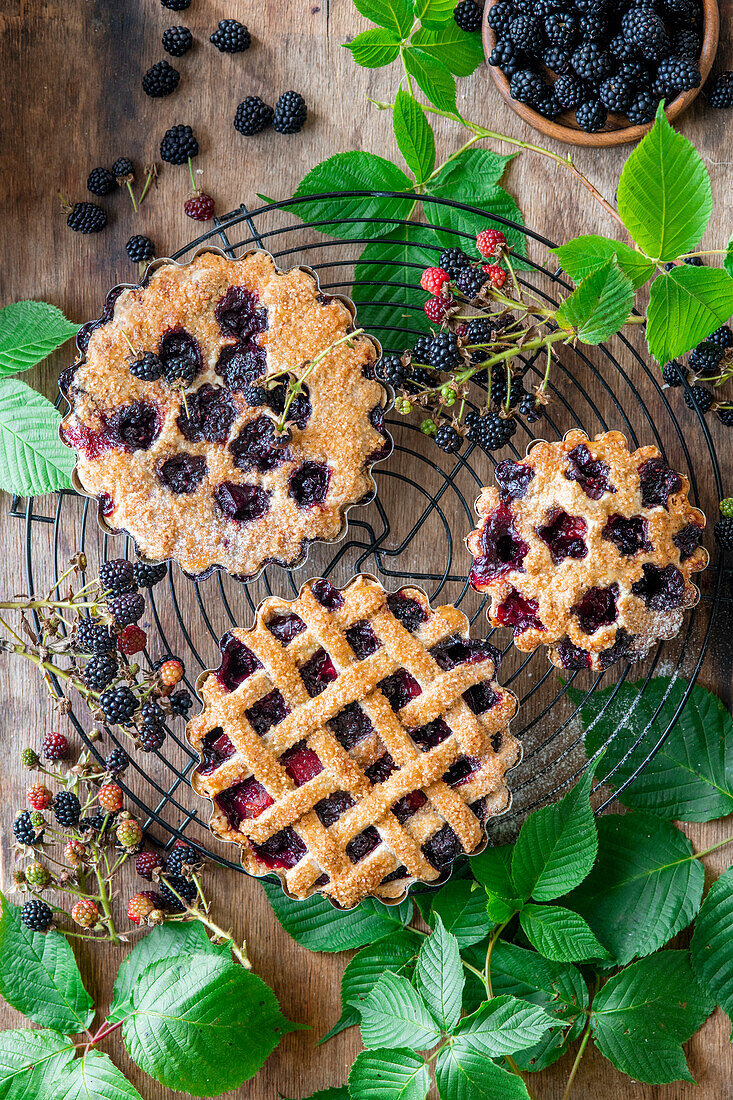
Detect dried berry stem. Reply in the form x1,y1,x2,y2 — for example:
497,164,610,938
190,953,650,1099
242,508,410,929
274,328,365,431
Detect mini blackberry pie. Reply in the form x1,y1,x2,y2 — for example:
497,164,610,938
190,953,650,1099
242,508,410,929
59,249,390,579
187,575,520,908
466,430,708,671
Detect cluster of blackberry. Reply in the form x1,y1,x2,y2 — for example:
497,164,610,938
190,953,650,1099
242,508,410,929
234,91,308,136
130,840,204,922
143,19,252,96
662,319,733,427
488,0,705,132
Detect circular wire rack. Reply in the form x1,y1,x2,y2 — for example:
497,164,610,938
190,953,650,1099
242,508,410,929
12,192,725,872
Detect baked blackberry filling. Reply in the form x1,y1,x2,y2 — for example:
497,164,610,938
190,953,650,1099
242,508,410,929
157,454,207,494
215,632,262,691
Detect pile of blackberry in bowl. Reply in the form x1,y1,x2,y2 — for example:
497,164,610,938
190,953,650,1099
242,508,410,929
484,0,718,142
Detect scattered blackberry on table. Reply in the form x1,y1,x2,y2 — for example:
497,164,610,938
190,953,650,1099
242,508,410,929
654,55,701,97
13,811,39,845
273,91,308,134
139,724,165,752
377,354,406,387
454,0,482,31
489,40,526,78
184,191,215,220
53,791,81,828
471,412,517,451
508,15,543,55
708,72,733,109
714,516,733,549
626,89,659,124
689,341,723,377
488,1,515,36
142,59,180,97
42,731,69,760
210,19,251,52
111,157,134,180
100,685,138,724
571,42,612,81
130,351,163,382
105,748,129,774
126,235,155,263
717,406,733,427
234,96,274,136
165,843,201,876
162,25,193,56
133,561,167,588
510,69,545,106
160,124,198,164
20,900,53,932
438,247,471,277
599,75,633,112
82,653,118,691
576,99,608,132
160,873,197,911
66,202,107,234
430,332,461,370
456,266,488,298
161,0,190,9
435,424,463,453
170,689,193,716
99,558,135,594
87,167,115,196
108,592,145,626
706,325,733,350
554,73,585,108
683,384,714,413
662,360,687,386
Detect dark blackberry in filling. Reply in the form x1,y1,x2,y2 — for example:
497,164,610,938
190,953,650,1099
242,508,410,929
470,504,529,586
314,790,354,827
328,702,373,749
599,627,634,668
77,287,124,354
265,381,312,430
431,635,500,671
246,689,290,735
214,481,271,523
602,514,651,556
573,584,619,634
300,649,338,697
422,824,462,871
495,459,535,501
346,826,382,863
177,384,236,443
495,590,544,635
673,523,703,561
556,637,592,670
280,741,323,785
289,461,331,507
392,790,428,824
59,364,78,397
216,778,273,826
215,632,262,691
387,593,427,632
311,579,344,609
158,329,203,385
631,563,685,611
252,827,306,869
380,865,409,884
345,620,382,659
408,717,451,752
565,444,614,500
267,612,306,645
107,402,160,451
157,454,207,494
463,681,500,715
378,668,422,711
367,404,392,463
538,509,588,563
639,458,682,508
365,752,398,784
215,343,267,390
215,287,267,339
443,756,481,786
229,416,291,472
198,727,236,774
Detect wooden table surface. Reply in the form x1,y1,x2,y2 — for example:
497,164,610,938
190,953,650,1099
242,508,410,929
1,1,732,1097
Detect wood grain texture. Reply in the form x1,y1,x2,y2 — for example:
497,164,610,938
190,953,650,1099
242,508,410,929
0,1,732,1098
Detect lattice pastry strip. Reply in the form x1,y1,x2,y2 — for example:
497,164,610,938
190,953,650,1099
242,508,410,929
187,574,520,907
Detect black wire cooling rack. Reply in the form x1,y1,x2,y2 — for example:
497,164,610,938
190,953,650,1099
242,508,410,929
9,191,726,871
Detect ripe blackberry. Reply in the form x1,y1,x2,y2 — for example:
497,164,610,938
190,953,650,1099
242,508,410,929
170,689,193,716
471,413,517,451
142,60,180,97
454,0,482,31
13,811,39,845
626,89,659,124
100,685,138,724
140,700,165,729
466,318,495,345
429,332,461,370
576,99,608,132
489,40,526,78
412,335,434,364
163,355,197,385
706,325,733,349
599,75,633,112
491,371,524,409
53,791,81,828
273,91,308,135
105,748,129,774
536,91,563,118
616,60,647,85
435,424,462,453
108,592,145,626
126,235,155,263
79,810,116,834
160,124,198,165
133,561,167,588
210,19,251,52
139,724,165,752
377,355,406,387
184,192,215,221
165,843,201,876
456,266,488,298
519,392,544,422
82,653,118,691
608,33,637,63
579,11,610,40
99,558,136,594
571,42,612,81
436,248,469,277
130,351,164,382
508,15,543,55
554,73,585,108
654,55,701,97
161,0,190,9
42,731,69,760
87,167,115,196
234,96,274,136
689,341,723,377
510,69,545,106
136,850,164,879
488,1,515,35
112,157,134,180
708,72,733,109
541,47,570,74
716,406,733,427
66,202,107,234
20,900,53,932
544,12,577,48
714,517,733,549
662,360,687,386
162,25,193,56
621,9,670,62
672,27,700,58
160,873,197,911
683,384,714,413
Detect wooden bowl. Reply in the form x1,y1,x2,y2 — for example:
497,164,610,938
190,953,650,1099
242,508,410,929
482,0,719,146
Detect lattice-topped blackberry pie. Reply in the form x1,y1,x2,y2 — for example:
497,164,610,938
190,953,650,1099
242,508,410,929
466,430,708,671
59,249,390,579
187,575,520,907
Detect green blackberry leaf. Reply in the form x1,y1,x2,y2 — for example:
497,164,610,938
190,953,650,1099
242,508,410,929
348,1048,430,1100
402,47,458,115
725,234,733,279
591,951,713,1084
320,931,420,1044
512,766,596,902
552,235,655,290
122,952,301,1093
424,880,494,947
50,1049,144,1100
415,915,464,1031
413,0,457,25
412,22,485,77
471,844,523,920
344,28,401,68
282,1090,349,1100
0,1028,75,1099
646,265,733,364
451,996,556,1057
0,894,94,1033
567,814,704,964
357,972,441,1050
393,90,436,183
0,379,75,496
435,1044,532,1100
617,102,712,262
555,259,635,345
262,880,412,951
0,301,78,377
690,867,733,1034
574,677,733,822
352,0,414,36
110,921,222,1020
519,904,610,963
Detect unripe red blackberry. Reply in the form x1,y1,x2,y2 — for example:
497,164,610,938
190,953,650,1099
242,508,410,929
72,899,100,928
